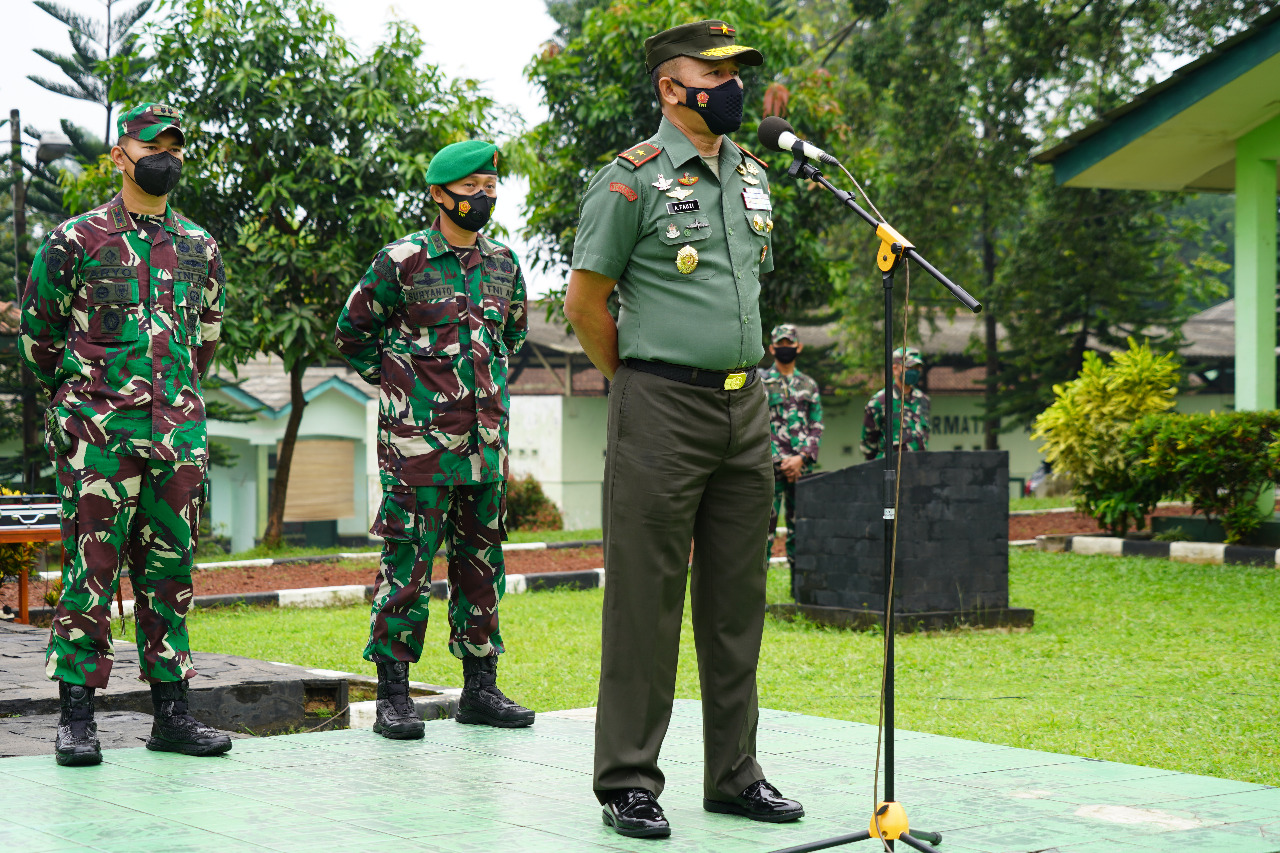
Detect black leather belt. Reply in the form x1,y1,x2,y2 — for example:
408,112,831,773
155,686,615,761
623,359,757,390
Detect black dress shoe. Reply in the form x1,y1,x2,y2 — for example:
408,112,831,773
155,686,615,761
602,788,671,838
704,779,805,822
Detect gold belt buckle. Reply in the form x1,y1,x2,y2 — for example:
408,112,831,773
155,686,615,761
723,371,747,390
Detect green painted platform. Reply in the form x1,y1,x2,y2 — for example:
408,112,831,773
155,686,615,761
2,701,1277,853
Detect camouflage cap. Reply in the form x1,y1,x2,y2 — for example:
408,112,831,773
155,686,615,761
117,103,186,144
771,323,800,344
425,140,499,186
893,346,923,366
645,20,764,73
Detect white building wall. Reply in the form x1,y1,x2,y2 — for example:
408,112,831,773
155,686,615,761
508,395,565,508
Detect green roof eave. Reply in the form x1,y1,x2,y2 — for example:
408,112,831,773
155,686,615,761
1034,9,1280,189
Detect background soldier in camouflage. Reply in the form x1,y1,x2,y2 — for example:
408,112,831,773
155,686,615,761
335,139,533,739
20,103,231,766
862,346,930,460
761,324,823,591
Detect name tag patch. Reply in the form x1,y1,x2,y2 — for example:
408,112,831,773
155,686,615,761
87,265,135,281
742,188,772,211
405,284,454,303
666,200,701,215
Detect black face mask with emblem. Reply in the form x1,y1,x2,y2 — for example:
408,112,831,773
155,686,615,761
438,187,495,232
673,77,744,136
123,150,183,197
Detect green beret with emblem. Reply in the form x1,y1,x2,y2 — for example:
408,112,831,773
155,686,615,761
425,140,500,186
644,20,764,73
117,102,186,144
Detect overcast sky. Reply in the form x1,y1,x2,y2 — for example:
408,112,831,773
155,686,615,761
2,0,561,294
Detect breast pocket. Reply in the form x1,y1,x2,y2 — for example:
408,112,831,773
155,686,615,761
85,279,142,343
406,297,462,356
656,214,714,281
173,286,202,346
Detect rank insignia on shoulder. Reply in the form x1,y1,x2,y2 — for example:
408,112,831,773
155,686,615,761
734,142,770,170
618,143,661,168
679,172,699,186
676,245,699,275
609,182,639,202
652,174,674,191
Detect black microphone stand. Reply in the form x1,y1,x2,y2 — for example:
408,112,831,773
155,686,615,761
769,143,981,853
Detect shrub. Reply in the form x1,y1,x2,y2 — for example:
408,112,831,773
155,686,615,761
505,474,563,532
1137,410,1280,544
1031,339,1179,535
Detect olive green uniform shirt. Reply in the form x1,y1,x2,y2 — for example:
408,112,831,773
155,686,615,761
572,117,775,370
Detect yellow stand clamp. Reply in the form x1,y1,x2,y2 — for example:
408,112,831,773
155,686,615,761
875,222,913,272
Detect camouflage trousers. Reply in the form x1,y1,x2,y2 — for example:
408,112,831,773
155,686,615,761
767,476,796,570
47,437,205,687
364,482,507,663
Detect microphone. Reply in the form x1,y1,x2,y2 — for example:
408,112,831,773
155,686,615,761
757,116,839,165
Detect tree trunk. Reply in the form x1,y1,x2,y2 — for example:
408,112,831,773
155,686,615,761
981,225,1000,451
262,362,307,549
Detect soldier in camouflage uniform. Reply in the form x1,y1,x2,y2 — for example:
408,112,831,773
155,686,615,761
862,346,930,460
335,139,533,739
20,103,232,766
761,324,823,590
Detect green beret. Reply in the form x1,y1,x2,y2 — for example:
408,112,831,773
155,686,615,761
425,140,500,186
645,20,764,73
118,102,186,144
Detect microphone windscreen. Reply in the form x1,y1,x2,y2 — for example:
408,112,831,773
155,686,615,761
757,116,794,152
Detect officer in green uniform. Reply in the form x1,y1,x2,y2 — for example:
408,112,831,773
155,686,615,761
564,20,804,840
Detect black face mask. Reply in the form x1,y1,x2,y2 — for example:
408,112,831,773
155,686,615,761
439,186,495,232
123,150,183,197
773,346,798,364
673,77,744,135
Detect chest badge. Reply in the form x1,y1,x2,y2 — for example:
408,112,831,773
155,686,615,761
766,217,774,232
666,187,694,201
760,246,768,263
736,163,760,185
745,160,760,176
679,172,699,186
666,223,680,239
652,174,674,191
676,245,699,275
753,213,765,231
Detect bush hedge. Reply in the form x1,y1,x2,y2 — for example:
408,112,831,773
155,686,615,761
505,474,564,532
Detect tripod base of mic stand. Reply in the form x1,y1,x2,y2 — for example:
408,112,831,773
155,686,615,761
769,801,942,853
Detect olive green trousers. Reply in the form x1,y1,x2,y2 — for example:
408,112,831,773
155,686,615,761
594,365,773,803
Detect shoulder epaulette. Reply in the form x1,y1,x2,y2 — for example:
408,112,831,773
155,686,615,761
617,142,662,170
735,142,769,170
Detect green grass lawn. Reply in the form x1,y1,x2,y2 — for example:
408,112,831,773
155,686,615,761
209,527,604,563
187,549,1280,786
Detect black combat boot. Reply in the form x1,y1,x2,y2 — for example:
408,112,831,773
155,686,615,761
374,661,424,740
456,654,534,728
54,681,102,767
146,680,232,756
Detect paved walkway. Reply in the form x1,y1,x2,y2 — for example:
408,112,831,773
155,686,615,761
2,701,1277,853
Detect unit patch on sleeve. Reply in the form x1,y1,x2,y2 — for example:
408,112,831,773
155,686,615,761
609,181,639,202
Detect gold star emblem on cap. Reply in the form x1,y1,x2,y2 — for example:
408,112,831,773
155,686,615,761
652,174,674,191
666,187,695,201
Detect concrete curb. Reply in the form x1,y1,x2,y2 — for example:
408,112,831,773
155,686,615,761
1048,535,1279,567
21,567,608,622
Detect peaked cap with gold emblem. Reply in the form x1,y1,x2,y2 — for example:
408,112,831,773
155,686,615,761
644,20,764,73
117,102,186,144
